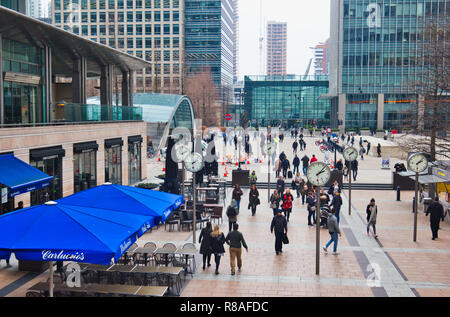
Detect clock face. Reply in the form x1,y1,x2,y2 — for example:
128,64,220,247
307,162,331,186
175,144,190,162
343,146,358,162
184,152,204,173
407,153,428,173
263,143,275,155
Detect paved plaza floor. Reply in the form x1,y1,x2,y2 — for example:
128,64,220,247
147,134,404,185
0,186,449,297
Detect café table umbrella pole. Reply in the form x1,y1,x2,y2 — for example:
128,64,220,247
193,172,197,244
49,261,54,297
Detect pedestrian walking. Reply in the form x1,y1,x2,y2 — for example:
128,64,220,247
310,154,318,164
226,199,239,232
299,177,307,204
232,184,243,211
330,193,343,223
359,146,365,160
328,180,342,195
282,158,290,178
282,189,294,222
234,135,238,151
248,184,260,216
274,158,281,178
249,170,258,186
323,208,341,255
292,140,298,154
335,159,344,171
426,197,445,240
225,223,248,275
367,142,371,155
306,191,316,226
366,198,378,238
277,176,285,195
293,155,300,175
347,135,350,144
301,154,310,175
377,143,382,157
271,210,288,255
199,222,213,270
210,225,226,275
270,190,282,216
351,160,358,181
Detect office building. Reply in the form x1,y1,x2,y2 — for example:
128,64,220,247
184,0,235,88
232,0,238,83
266,21,287,76
52,0,184,94
0,4,149,212
243,75,330,127
329,0,448,130
313,39,330,76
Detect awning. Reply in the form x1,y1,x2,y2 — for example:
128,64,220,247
409,174,450,185
0,155,53,197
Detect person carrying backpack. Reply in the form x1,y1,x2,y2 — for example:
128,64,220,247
366,198,378,238
323,208,341,255
226,199,239,232
270,190,282,216
271,210,288,255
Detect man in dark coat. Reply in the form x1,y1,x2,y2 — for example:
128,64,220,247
271,210,288,255
277,176,285,195
426,197,445,240
282,158,290,178
292,140,298,154
301,154,310,176
292,155,300,175
351,160,358,181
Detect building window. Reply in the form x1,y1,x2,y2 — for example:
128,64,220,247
99,12,106,22
109,38,115,47
164,24,170,35
173,0,178,8
164,50,170,61
154,38,161,48
81,0,87,9
136,38,143,48
145,11,151,22
145,25,152,35
108,0,115,9
128,137,142,185
136,11,142,22
163,0,170,8
99,0,105,9
117,0,123,9
163,37,170,48
90,0,96,9
127,25,133,35
99,25,106,35
108,12,115,22
164,64,170,73
118,38,124,48
90,12,97,23
127,38,133,48
105,142,122,185
117,24,124,35
82,25,88,36
145,51,152,61
173,50,179,61
126,0,133,8
164,11,170,21
145,0,151,8
127,12,133,22
172,37,179,48
91,25,97,36
73,145,97,193
154,24,161,35
81,12,88,23
154,0,160,8
173,11,179,21
54,13,61,23
30,147,64,206
154,11,161,22
136,24,142,35
117,12,124,22
136,0,142,8
173,24,179,35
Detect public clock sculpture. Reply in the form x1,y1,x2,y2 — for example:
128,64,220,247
307,162,332,187
174,144,190,162
407,153,428,174
184,152,204,173
343,146,358,162
262,143,276,156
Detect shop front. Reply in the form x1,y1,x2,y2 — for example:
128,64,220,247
105,138,123,185
29,146,65,206
73,141,98,193
128,135,142,185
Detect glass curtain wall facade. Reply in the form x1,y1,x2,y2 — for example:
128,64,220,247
105,142,122,184
30,155,63,205
53,0,183,93
184,0,234,88
243,76,331,128
128,137,142,185
2,38,45,124
332,0,447,130
73,149,97,193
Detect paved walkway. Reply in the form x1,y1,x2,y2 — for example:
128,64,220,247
0,189,448,297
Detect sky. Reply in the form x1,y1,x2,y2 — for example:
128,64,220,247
238,0,331,80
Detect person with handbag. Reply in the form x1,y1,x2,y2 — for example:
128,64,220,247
210,224,226,275
271,210,288,255
299,178,307,204
248,184,260,216
226,199,239,232
270,190,282,216
232,184,243,211
306,191,317,226
282,189,294,222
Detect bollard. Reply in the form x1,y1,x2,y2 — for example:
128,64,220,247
412,196,415,214
396,186,401,201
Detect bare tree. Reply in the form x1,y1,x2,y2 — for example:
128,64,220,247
184,67,221,127
398,17,450,161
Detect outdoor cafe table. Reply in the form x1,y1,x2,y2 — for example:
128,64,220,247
153,247,176,267
27,282,167,297
203,203,221,213
132,247,157,266
175,249,197,274
132,266,183,295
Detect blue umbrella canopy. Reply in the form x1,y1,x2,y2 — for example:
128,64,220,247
0,202,150,265
58,184,184,224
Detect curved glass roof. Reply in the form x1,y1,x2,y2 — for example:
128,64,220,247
87,93,192,123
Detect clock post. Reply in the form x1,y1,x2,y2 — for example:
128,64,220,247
268,155,271,202
413,171,418,242
315,185,321,275
193,171,197,244
348,168,352,216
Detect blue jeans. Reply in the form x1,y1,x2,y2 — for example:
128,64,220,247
335,208,341,223
325,232,339,252
303,167,308,175
235,199,241,211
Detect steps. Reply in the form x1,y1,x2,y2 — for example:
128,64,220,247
224,182,393,191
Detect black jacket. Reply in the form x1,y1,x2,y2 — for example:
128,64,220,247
249,189,260,206
282,159,290,170
271,215,288,234
331,195,343,210
210,232,226,254
199,228,213,254
351,160,358,170
426,202,444,223
301,156,310,167
293,156,300,167
225,230,248,249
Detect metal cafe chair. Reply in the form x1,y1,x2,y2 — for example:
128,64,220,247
181,243,197,274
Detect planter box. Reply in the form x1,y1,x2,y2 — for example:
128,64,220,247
361,130,371,136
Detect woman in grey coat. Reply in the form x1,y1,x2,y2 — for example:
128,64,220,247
366,198,378,238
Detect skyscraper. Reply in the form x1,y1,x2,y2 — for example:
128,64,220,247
232,0,239,83
329,0,448,130
184,0,235,88
53,0,184,94
266,21,287,76
313,39,330,77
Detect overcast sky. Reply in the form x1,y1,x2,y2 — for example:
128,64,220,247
238,0,330,80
